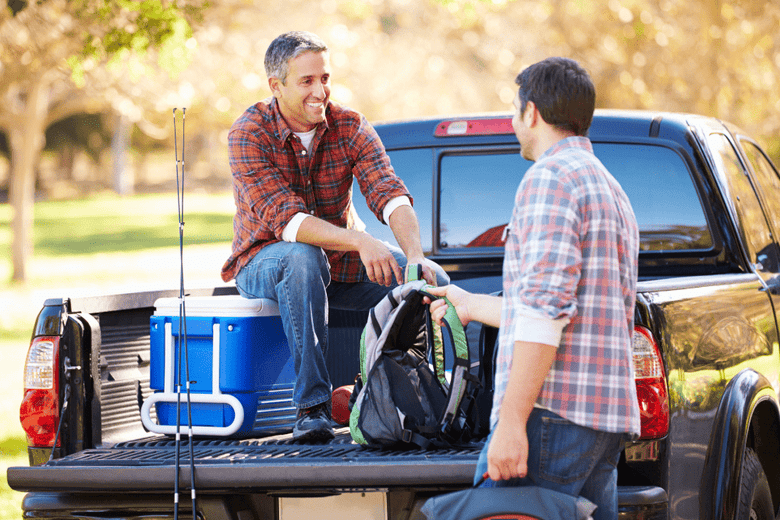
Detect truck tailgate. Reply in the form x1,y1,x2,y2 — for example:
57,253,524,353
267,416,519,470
8,429,482,492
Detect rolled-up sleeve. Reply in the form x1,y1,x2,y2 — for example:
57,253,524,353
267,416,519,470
229,127,307,240
504,163,581,344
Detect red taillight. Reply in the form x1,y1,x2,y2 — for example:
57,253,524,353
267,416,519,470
20,336,61,447
633,326,669,439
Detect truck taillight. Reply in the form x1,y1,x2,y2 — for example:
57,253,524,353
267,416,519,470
20,336,61,447
633,326,669,439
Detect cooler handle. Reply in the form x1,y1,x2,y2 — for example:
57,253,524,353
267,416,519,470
162,322,224,395
142,321,245,436
140,392,245,437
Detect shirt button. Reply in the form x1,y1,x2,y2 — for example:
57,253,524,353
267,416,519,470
310,210,315,215
301,150,307,156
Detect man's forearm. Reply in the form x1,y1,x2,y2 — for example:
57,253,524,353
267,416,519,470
500,341,558,425
387,204,425,260
295,215,364,251
466,293,502,328
486,340,557,481
295,213,403,286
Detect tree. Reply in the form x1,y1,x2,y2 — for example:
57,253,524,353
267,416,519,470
0,0,206,282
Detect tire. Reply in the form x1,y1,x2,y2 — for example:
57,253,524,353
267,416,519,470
736,448,774,520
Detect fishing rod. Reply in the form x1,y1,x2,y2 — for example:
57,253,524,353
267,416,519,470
173,107,197,519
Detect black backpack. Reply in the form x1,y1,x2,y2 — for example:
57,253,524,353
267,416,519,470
348,276,483,449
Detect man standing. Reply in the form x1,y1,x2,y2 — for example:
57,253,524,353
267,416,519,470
222,31,446,442
426,57,640,519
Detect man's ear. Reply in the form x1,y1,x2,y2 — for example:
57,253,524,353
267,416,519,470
268,77,282,96
524,100,539,127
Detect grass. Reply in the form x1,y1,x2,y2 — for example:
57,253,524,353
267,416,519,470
0,191,235,519
1,192,235,260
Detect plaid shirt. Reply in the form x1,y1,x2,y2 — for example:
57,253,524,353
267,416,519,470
492,137,641,436
221,98,411,283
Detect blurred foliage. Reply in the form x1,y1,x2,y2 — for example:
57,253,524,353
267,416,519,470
0,0,206,119
134,0,780,164
0,0,211,281
1,0,779,169
44,114,109,162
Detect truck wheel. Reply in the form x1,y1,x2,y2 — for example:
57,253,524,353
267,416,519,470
737,448,774,520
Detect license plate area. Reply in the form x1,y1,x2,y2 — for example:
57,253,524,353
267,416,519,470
280,492,387,520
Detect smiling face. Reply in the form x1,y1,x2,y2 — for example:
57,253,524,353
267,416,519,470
269,50,331,133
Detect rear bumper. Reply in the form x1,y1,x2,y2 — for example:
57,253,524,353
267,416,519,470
618,486,668,520
19,486,669,520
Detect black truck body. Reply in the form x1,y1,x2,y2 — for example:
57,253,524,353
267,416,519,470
9,110,780,520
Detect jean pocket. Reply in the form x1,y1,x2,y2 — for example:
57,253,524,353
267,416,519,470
537,415,600,485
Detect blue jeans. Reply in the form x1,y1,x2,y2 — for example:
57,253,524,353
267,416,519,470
474,409,626,520
235,241,449,410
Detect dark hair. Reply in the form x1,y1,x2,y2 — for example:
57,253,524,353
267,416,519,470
515,57,595,136
265,31,328,85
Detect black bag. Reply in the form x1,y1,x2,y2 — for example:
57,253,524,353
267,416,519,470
349,277,481,449
470,321,498,439
421,485,596,520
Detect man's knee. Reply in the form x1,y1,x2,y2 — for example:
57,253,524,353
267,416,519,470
281,243,331,285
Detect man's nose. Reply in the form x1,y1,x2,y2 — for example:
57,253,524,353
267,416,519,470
313,81,327,99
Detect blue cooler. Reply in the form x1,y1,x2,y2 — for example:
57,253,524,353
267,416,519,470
141,295,296,438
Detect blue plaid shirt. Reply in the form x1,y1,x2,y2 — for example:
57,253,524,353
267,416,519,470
492,137,641,436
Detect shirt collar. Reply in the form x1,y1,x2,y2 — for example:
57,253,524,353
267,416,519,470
538,135,593,162
269,97,331,144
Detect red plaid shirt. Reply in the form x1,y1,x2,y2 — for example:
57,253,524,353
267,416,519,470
221,98,411,283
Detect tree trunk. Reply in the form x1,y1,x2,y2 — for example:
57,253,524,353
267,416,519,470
112,113,133,196
8,81,48,283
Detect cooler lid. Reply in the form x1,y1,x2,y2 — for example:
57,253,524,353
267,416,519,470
154,295,280,317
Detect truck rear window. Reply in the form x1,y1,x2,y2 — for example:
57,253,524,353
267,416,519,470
438,143,712,253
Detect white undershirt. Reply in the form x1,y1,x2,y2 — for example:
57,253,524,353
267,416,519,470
295,128,317,153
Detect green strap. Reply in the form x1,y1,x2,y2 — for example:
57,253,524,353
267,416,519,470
405,263,423,282
440,299,469,360
420,284,470,386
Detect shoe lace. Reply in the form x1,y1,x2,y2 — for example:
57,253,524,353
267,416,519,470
300,402,330,419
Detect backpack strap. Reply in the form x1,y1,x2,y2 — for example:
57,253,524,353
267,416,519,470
405,263,423,283
402,428,433,449
419,286,478,436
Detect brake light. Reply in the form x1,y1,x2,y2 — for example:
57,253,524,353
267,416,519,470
434,117,514,137
20,336,61,447
633,326,669,439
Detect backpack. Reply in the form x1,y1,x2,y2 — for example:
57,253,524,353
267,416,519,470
348,268,481,449
421,486,596,520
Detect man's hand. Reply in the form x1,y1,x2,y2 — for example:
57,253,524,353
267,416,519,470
405,256,440,286
486,417,529,481
423,285,503,329
487,340,558,481
423,285,473,326
356,234,403,286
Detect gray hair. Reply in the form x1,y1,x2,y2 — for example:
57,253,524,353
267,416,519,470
265,31,329,85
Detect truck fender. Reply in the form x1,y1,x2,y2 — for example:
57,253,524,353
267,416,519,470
699,368,780,520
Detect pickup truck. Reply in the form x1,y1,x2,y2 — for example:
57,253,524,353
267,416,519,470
9,110,780,520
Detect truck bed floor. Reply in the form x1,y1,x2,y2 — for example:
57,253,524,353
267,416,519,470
9,428,483,493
